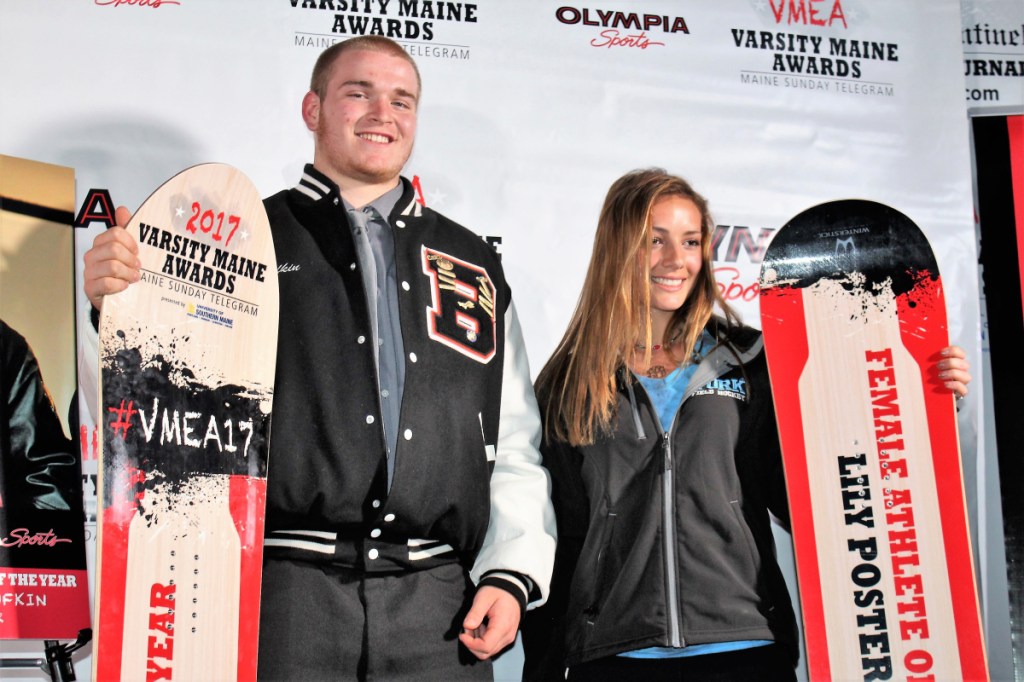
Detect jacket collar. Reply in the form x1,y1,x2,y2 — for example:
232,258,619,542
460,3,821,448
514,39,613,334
291,164,423,220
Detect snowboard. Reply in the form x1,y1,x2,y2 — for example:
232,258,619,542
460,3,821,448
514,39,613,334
758,200,988,681
94,164,277,681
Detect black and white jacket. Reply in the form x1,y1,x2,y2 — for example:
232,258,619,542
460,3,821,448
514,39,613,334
261,166,555,604
523,321,798,677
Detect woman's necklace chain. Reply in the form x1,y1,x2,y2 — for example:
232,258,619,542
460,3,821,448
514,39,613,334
635,328,683,352
636,330,702,379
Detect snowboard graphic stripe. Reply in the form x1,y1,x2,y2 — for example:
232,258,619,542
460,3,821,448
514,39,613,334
230,474,267,681
896,282,988,680
760,287,830,681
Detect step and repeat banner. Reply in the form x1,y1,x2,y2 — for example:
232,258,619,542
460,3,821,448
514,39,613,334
1,0,1019,679
963,0,1024,114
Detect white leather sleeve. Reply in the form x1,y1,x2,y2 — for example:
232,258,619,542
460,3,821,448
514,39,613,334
469,301,557,607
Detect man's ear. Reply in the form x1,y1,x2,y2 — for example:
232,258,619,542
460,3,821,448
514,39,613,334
301,90,320,132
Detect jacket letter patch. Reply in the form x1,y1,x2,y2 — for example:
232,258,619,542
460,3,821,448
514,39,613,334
422,247,497,363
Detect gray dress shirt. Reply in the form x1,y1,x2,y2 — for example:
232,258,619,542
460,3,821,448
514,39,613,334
345,184,406,488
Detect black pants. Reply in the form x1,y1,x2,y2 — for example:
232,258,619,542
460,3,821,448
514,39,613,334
257,557,492,681
567,644,797,682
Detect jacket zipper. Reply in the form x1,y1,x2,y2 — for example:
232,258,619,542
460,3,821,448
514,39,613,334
661,431,684,647
633,368,684,647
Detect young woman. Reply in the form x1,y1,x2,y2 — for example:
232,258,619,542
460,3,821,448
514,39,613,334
521,169,971,681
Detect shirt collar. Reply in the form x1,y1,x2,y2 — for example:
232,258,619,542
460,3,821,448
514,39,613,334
341,182,404,222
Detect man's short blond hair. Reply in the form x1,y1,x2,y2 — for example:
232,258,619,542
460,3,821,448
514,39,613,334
310,36,421,100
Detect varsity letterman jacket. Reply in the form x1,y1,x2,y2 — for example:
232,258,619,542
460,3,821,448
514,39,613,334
260,166,555,604
522,321,798,678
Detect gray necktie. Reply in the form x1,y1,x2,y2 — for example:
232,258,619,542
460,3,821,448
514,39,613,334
348,208,380,369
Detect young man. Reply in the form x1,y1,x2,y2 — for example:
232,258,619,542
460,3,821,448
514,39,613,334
84,36,556,681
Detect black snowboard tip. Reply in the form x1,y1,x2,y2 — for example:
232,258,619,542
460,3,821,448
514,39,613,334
759,199,938,296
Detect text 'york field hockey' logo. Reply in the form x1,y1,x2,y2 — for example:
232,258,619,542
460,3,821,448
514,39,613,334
695,378,748,401
422,247,496,363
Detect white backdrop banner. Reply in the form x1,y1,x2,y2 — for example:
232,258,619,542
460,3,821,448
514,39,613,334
0,1,998,679
961,0,1024,114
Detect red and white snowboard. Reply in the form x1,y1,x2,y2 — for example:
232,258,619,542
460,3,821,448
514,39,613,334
759,200,988,681
95,164,277,681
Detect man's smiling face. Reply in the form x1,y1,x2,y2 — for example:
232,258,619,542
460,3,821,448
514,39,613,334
303,48,419,190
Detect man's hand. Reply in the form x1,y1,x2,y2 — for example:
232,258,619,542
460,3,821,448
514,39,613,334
459,585,520,660
83,206,140,310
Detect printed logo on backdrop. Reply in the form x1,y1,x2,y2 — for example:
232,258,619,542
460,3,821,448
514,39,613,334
734,0,900,98
712,224,775,305
291,0,479,61
93,0,180,7
554,5,689,50
960,0,1024,109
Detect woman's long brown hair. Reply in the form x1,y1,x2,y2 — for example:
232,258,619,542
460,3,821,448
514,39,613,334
535,168,738,446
